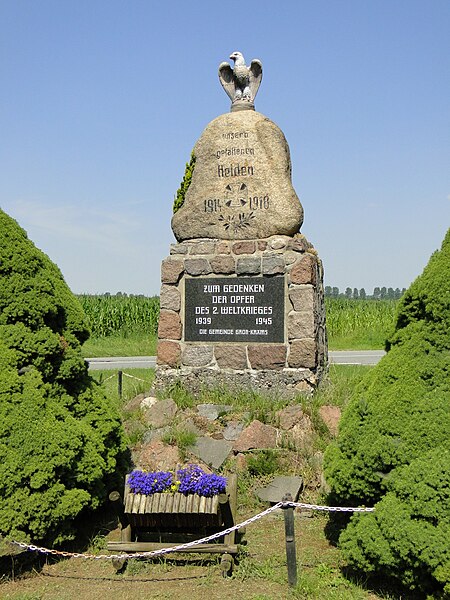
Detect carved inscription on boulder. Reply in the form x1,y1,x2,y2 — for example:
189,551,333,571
171,111,303,241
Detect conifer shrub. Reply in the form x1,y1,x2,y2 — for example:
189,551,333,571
324,229,450,594
340,447,450,595
173,151,195,213
0,210,127,546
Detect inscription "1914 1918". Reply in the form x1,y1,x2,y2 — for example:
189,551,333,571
204,195,270,213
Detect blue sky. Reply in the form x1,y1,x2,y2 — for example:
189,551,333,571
1,0,449,295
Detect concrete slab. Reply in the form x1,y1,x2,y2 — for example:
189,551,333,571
189,436,233,470
255,476,303,503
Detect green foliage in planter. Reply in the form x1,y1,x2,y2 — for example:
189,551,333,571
0,209,127,546
324,229,450,594
173,151,195,213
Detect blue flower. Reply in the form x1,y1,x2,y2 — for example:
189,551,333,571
177,465,227,497
128,470,173,494
127,465,227,497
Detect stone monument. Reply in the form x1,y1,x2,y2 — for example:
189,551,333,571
155,52,327,397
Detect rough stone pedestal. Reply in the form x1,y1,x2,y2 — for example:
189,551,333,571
154,233,327,398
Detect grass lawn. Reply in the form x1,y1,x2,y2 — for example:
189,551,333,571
327,333,387,350
0,513,387,600
90,367,155,406
81,333,158,358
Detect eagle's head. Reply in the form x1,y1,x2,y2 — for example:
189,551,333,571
229,51,246,66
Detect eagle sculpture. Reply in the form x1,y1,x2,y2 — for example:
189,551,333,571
218,51,262,110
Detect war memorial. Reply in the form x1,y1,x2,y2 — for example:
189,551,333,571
155,52,327,396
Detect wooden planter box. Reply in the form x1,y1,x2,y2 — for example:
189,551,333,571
124,489,222,530
107,473,239,562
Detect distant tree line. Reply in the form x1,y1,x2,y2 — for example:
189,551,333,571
101,292,149,299
90,288,409,301
324,286,406,300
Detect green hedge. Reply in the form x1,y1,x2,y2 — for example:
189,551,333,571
324,229,450,595
0,209,127,546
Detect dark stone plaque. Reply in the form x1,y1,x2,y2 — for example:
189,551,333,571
184,276,285,343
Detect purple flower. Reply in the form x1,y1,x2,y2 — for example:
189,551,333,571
127,465,227,498
177,465,227,497
128,470,173,495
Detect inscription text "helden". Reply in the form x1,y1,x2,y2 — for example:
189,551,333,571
218,164,254,178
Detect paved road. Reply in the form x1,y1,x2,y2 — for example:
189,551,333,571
86,350,385,370
87,356,157,370
328,350,385,365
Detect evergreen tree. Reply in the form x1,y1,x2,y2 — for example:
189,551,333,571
359,288,366,300
345,287,352,299
0,210,127,546
373,287,381,299
352,288,359,299
324,286,332,297
324,229,450,595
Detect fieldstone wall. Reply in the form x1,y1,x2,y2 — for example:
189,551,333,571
154,233,327,397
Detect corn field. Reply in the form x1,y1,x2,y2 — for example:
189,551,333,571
77,294,160,337
325,298,398,344
77,294,398,348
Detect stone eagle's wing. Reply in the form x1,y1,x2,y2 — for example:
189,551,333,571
218,61,235,101
249,59,263,101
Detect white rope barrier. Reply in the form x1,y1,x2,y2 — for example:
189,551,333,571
9,501,374,561
100,374,116,383
96,372,148,385
121,372,147,382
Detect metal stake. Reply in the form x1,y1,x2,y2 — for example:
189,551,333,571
282,492,298,587
118,370,123,399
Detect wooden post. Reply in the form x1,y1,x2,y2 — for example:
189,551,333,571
282,492,297,587
118,370,123,400
108,490,131,573
109,490,132,542
219,473,237,548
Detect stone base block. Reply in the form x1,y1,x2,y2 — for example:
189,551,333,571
156,234,328,397
153,366,323,399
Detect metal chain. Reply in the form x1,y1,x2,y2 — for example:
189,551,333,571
9,501,374,561
291,501,375,513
